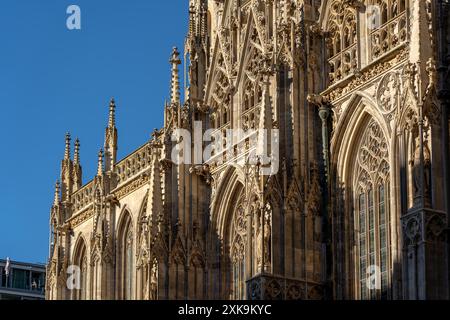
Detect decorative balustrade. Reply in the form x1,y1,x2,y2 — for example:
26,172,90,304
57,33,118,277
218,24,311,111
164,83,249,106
116,143,153,185
71,142,154,215
328,43,358,85
72,181,95,213
370,12,407,61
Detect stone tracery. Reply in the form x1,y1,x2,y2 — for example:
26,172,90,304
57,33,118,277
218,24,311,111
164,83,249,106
326,1,359,84
353,119,391,300
369,0,407,60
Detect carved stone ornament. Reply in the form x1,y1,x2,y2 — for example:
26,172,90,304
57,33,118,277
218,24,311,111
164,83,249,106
377,71,400,120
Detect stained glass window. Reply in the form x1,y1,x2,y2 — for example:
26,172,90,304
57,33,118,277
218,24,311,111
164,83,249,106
355,120,391,300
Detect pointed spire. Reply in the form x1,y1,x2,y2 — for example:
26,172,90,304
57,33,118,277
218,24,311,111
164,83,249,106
64,132,71,160
104,98,118,172
61,132,73,202
53,180,60,206
169,47,181,105
97,149,104,176
74,138,80,164
73,138,83,191
108,98,116,128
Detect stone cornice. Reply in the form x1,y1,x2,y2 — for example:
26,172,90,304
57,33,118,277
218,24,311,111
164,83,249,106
67,205,94,229
113,173,151,200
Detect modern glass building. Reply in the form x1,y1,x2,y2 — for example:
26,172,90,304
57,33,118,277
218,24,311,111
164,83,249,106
0,259,46,300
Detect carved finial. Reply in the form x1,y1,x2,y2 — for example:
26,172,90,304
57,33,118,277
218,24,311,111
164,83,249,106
152,128,159,139
104,98,118,173
108,98,116,128
64,132,71,160
170,47,181,105
74,138,80,164
53,180,60,206
97,149,104,176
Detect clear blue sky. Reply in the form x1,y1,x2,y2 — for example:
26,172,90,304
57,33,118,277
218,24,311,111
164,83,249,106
0,0,188,264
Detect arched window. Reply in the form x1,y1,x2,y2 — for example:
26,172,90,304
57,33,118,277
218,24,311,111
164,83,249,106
326,2,358,84
241,45,264,133
354,120,391,300
73,238,87,300
211,67,231,130
118,211,134,300
328,23,340,58
343,15,357,48
380,1,388,24
369,0,408,60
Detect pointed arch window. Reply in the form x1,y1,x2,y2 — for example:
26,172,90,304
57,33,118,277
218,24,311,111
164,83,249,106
118,212,134,300
358,192,367,299
73,239,88,300
354,120,391,300
241,42,264,133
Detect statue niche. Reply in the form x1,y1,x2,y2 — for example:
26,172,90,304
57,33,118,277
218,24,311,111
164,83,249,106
411,136,432,207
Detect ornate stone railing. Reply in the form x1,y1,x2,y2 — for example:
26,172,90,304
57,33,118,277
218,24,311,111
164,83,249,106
70,141,154,215
328,43,358,85
72,180,95,213
115,142,153,185
246,274,324,300
370,12,407,61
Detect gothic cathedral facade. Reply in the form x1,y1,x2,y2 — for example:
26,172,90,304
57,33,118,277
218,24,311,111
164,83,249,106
46,0,450,300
